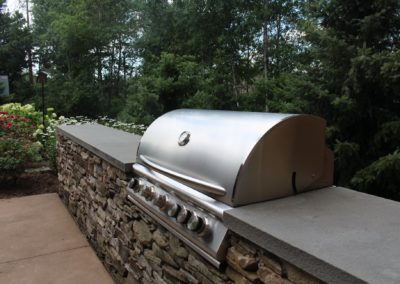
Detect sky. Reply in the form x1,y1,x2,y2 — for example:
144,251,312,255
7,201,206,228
5,0,24,14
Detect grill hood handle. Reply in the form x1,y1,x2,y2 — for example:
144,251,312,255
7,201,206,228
139,155,226,196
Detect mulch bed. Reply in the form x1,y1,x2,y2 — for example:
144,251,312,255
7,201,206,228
0,171,59,199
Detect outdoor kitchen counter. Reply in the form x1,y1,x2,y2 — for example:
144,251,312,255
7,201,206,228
57,124,141,171
57,124,400,284
224,186,400,284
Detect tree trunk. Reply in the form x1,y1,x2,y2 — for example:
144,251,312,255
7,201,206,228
97,47,102,81
26,0,33,86
276,14,281,74
263,0,270,111
123,52,127,83
246,45,250,95
116,38,123,98
263,21,269,80
108,41,115,110
231,60,239,108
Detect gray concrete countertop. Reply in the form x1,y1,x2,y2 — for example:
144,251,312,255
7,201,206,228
57,124,141,172
224,187,400,284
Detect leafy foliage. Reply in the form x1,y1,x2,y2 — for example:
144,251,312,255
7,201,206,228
351,151,400,200
302,0,400,199
0,108,41,184
31,0,138,116
0,0,33,103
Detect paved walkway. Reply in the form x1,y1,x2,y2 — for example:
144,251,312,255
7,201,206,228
0,193,114,284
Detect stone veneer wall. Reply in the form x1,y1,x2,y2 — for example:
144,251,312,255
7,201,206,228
57,132,321,284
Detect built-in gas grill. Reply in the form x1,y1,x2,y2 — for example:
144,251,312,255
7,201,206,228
126,109,333,267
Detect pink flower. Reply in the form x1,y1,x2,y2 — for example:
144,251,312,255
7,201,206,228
4,123,11,129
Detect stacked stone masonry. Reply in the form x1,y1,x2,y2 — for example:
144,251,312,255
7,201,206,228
57,133,321,284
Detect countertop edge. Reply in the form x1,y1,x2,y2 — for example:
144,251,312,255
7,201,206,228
56,124,138,173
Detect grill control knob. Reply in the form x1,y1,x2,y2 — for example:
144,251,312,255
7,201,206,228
177,207,191,224
197,218,210,237
142,185,156,201
187,213,203,231
155,194,170,209
128,178,136,190
140,186,147,196
152,192,159,204
167,203,180,217
133,179,145,193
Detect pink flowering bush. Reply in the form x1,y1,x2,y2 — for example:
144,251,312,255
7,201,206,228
0,111,42,184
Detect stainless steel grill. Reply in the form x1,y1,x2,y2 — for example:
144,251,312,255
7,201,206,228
127,109,333,267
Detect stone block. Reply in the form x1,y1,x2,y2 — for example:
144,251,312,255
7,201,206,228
257,267,291,284
81,152,89,160
132,220,152,247
97,207,107,222
152,242,178,268
169,237,189,259
109,237,119,249
94,164,103,177
125,258,143,276
85,217,95,236
226,266,252,284
118,243,131,262
259,254,282,276
153,271,168,284
227,247,260,282
178,268,200,284
228,246,259,271
138,255,152,276
116,178,128,187
93,156,101,164
88,175,96,186
142,271,153,284
153,229,168,248
283,262,321,284
123,272,140,284
163,265,200,284
115,227,130,245
144,249,163,274
187,254,228,282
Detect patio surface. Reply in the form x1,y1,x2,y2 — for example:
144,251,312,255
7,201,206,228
0,193,114,284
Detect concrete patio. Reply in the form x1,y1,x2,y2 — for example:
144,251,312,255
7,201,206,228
0,193,113,284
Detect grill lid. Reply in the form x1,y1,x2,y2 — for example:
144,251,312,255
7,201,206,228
137,109,333,206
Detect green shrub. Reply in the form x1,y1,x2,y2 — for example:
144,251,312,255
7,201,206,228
1,102,146,175
0,111,42,184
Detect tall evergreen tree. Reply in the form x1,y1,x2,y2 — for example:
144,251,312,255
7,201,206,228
0,0,33,102
31,0,138,116
304,0,400,199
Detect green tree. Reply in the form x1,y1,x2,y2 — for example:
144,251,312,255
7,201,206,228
0,0,33,103
119,52,220,124
303,0,400,199
31,0,138,116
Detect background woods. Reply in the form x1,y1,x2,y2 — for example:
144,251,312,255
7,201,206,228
1,0,399,200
